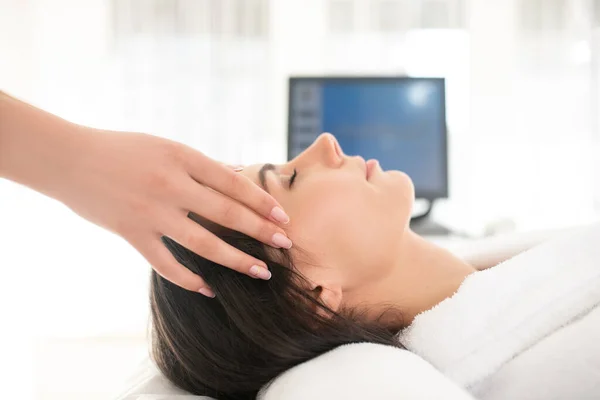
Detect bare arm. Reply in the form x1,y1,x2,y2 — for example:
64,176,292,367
0,91,85,198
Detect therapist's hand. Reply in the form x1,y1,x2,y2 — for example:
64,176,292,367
0,92,290,296
62,131,291,295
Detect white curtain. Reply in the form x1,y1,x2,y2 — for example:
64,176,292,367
108,0,273,164
467,0,600,232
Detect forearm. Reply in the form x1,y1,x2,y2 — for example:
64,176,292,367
0,91,90,200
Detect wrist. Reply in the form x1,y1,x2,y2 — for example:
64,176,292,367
39,124,98,202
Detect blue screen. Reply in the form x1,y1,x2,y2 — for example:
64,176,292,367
288,78,447,198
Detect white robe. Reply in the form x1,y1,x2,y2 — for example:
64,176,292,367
398,223,600,400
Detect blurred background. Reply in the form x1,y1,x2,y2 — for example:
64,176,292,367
1,0,600,399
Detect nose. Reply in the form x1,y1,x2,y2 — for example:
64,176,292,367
292,133,343,168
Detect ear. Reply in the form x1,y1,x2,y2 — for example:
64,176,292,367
294,256,344,317
308,283,343,317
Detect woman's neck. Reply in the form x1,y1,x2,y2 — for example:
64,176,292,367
354,229,476,328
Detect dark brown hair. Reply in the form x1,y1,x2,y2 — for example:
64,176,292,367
150,215,404,400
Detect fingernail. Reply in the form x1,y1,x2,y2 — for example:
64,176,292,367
270,206,290,224
272,232,293,249
226,164,244,172
198,287,216,298
250,265,272,280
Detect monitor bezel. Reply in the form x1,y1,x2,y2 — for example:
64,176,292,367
287,76,449,200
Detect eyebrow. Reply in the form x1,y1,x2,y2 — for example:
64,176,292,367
258,163,277,193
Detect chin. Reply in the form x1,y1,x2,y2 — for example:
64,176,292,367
388,171,415,199
388,172,415,227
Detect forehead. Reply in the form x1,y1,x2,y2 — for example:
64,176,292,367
239,163,264,186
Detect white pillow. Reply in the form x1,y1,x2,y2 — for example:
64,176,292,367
115,343,474,400
113,357,211,400
259,343,475,400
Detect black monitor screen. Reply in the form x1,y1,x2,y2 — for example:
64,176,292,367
288,77,448,199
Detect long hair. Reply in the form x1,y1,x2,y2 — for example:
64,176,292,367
150,214,404,400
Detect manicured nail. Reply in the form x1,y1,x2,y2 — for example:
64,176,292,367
272,232,292,249
198,287,216,298
225,164,244,172
270,206,290,224
250,265,272,280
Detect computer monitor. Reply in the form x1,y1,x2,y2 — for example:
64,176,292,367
287,77,448,200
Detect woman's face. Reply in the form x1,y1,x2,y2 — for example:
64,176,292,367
241,133,414,298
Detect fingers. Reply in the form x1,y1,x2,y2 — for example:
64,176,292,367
187,151,289,224
180,179,292,250
166,214,273,280
141,237,215,296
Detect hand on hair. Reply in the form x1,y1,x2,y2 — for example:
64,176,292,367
0,92,289,295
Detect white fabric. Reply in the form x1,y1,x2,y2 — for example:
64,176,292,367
113,358,212,400
471,305,600,400
115,344,474,400
453,227,576,270
399,223,600,399
259,343,475,400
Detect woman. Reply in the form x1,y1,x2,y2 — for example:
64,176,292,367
150,133,478,399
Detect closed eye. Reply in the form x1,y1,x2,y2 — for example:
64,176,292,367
289,168,298,188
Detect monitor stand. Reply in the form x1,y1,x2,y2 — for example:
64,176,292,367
409,199,453,236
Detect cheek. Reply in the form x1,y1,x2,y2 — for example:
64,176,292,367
287,186,355,247
285,179,405,279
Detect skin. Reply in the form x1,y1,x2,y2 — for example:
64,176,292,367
0,91,291,295
241,133,477,325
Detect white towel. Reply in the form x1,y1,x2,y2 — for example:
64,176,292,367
398,223,600,392
260,343,476,400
